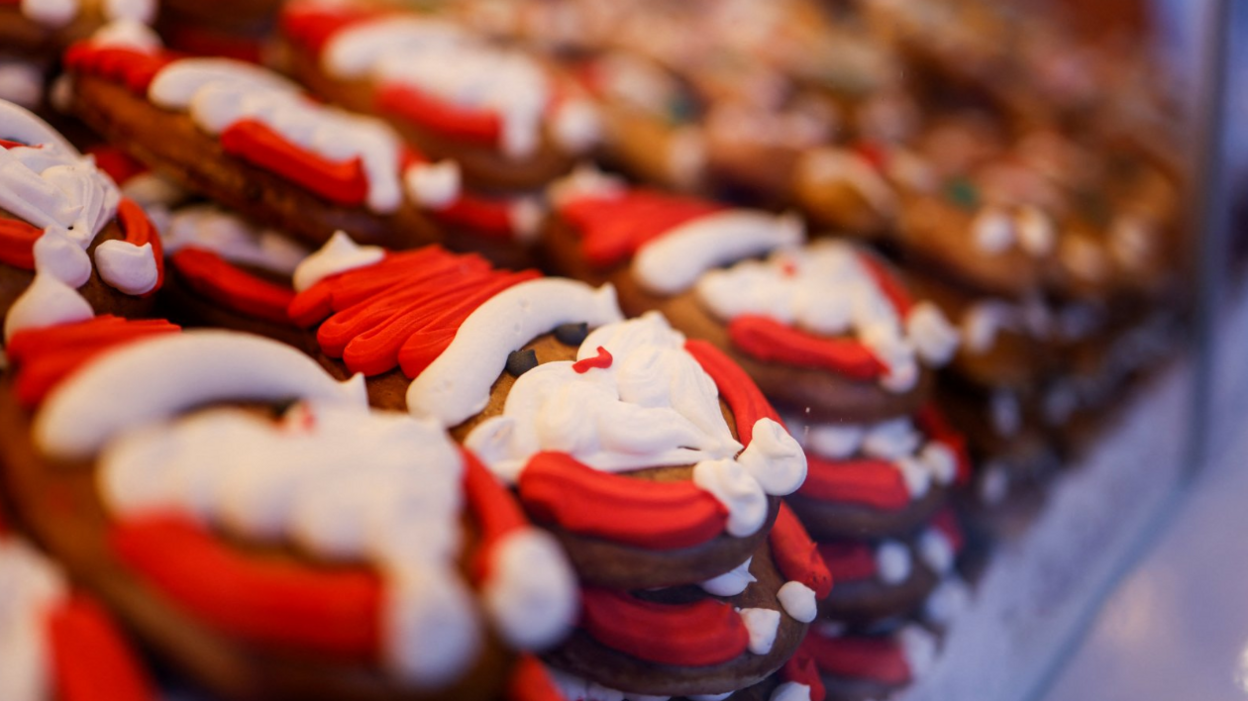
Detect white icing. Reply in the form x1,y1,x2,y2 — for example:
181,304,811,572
148,59,406,213
481,528,578,650
404,160,462,209
861,418,920,460
736,607,780,655
905,301,959,366
875,540,911,585
548,164,626,208
692,459,768,537
0,100,75,152
0,538,67,701
103,0,155,24
406,279,623,428
164,205,310,275
990,390,1022,437
921,441,958,485
94,240,158,295
120,172,186,208
91,18,161,49
924,577,971,627
735,418,806,496
323,18,579,159
776,580,817,623
36,330,367,460
769,682,812,701
551,98,601,153
805,422,864,459
799,148,896,215
508,197,544,244
19,0,76,26
3,273,93,342
899,625,938,680
1016,205,1055,255
632,209,803,296
700,557,755,597
961,301,1021,354
896,456,932,499
0,139,119,245
919,528,955,575
0,61,42,109
665,127,706,188
548,668,672,701
292,231,385,291
689,692,733,701
32,227,91,287
695,240,927,391
98,398,485,687
972,207,1014,254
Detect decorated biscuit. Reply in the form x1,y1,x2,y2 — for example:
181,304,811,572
0,99,163,339
543,169,959,422
1,325,577,701
63,24,542,267
279,0,601,191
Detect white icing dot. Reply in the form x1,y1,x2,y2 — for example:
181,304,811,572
1016,205,1055,255
292,231,385,292
776,580,817,623
700,557,756,597
3,273,93,342
920,441,958,485
737,607,781,654
876,540,912,585
94,240,159,295
972,208,1015,254
919,529,955,574
404,160,462,209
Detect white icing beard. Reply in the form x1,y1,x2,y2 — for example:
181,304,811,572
694,240,959,391
0,142,119,246
323,18,568,160
98,400,483,687
467,312,805,537
0,538,68,701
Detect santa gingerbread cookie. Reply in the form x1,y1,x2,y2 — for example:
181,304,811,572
0,99,163,340
278,0,601,191
0,325,579,701
542,169,959,423
63,24,543,268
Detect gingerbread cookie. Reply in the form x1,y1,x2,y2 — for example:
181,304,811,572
543,170,958,422
1,325,578,701
0,99,163,339
278,1,601,192
63,24,541,268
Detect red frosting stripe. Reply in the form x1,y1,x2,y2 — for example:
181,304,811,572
63,44,177,93
0,217,41,270
805,630,911,686
683,338,779,446
110,514,381,660
571,346,612,374
8,316,181,408
558,190,724,269
171,248,297,325
769,502,833,599
798,455,912,510
856,252,913,318
280,2,389,55
517,451,729,550
428,195,521,239
783,646,827,701
915,404,972,484
86,145,148,185
377,83,501,145
728,315,886,380
0,138,31,149
116,198,164,293
580,588,749,667
461,448,529,582
505,654,564,701
46,594,156,701
288,246,537,377
220,119,370,207
816,542,878,583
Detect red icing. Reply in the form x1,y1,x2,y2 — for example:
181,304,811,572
805,629,911,686
220,119,370,207
429,194,523,239
8,316,181,408
816,542,878,582
915,404,972,484
63,44,177,93
798,455,912,510
517,451,728,550
571,346,612,374
171,248,297,325
47,594,156,701
559,190,724,269
728,315,886,381
769,502,834,599
377,83,501,146
782,646,827,701
931,508,965,553
505,654,565,701
855,142,889,172
580,588,749,667
0,217,41,270
461,448,529,582
116,198,165,294
280,2,389,55
683,338,780,446
110,514,381,660
86,146,148,185
0,138,31,149
856,251,913,318
288,246,538,377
